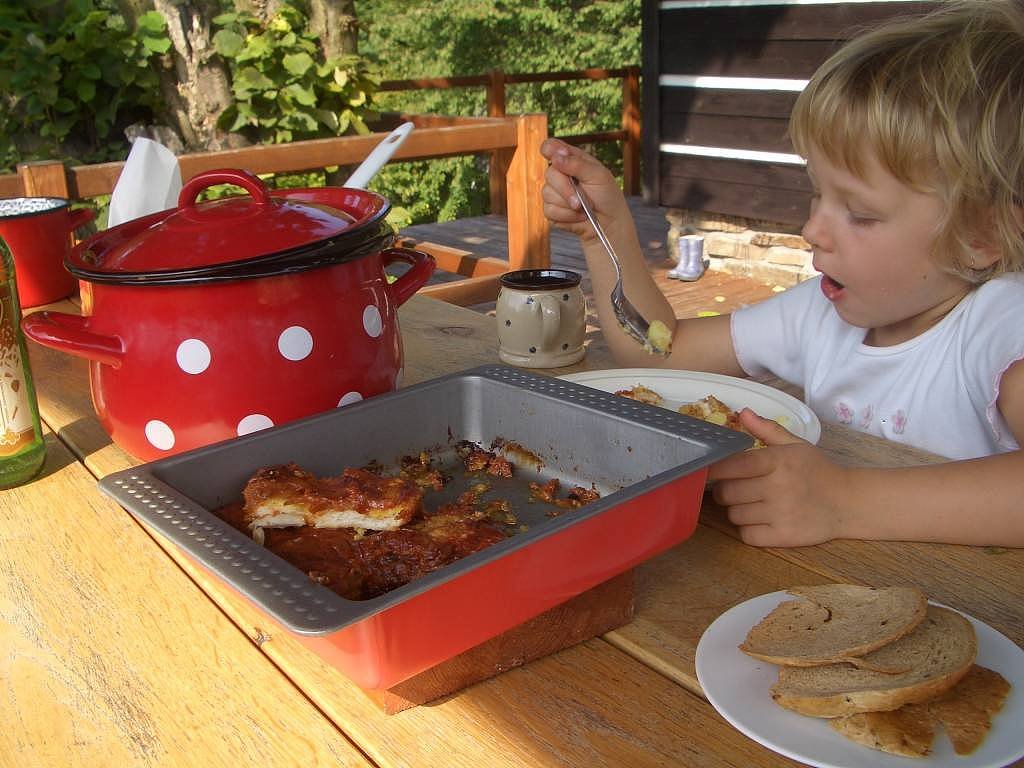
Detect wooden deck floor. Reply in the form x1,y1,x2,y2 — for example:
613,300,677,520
400,197,782,318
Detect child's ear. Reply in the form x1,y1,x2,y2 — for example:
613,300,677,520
966,206,1011,269
968,237,1002,269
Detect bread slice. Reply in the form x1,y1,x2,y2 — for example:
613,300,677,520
830,704,935,758
740,584,927,668
770,605,977,717
827,665,1010,757
928,664,1011,755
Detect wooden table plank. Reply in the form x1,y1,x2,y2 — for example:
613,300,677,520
0,432,372,768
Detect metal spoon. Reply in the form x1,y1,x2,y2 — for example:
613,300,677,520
569,176,669,355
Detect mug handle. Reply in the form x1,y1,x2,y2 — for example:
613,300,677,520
537,294,562,350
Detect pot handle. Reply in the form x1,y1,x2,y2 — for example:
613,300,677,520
21,312,125,369
178,169,272,211
383,247,436,306
68,206,97,233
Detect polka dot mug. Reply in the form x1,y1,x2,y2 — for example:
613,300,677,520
496,269,586,368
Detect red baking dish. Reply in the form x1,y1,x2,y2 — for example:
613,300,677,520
99,365,750,690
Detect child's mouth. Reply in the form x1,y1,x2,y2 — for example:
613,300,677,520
820,274,845,301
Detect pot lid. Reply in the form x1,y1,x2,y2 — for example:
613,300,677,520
69,168,391,278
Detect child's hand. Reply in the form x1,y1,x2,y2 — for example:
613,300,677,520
707,409,853,547
540,138,629,242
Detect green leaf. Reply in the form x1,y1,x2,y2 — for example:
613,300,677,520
136,12,166,35
76,79,96,102
142,35,172,55
282,52,314,77
333,68,349,87
212,12,239,26
314,108,339,132
213,29,244,58
285,82,316,106
79,62,101,80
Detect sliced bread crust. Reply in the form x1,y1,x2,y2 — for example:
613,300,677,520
740,584,928,666
770,605,977,717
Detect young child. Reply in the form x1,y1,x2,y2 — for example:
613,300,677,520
540,0,1024,548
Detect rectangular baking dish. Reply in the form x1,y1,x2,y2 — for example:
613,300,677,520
100,365,751,689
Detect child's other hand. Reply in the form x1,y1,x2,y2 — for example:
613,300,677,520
707,408,852,547
540,138,628,242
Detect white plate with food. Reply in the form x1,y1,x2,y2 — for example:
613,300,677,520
559,369,821,444
695,591,1024,768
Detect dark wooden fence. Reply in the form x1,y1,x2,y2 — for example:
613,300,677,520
643,0,933,226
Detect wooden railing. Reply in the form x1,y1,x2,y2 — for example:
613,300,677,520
0,113,550,307
378,66,641,211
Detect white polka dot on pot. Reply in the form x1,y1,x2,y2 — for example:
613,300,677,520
362,305,383,338
338,391,363,407
237,414,274,436
278,325,314,361
145,420,175,451
176,338,211,375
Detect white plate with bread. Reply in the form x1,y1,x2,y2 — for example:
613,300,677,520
559,369,821,444
696,587,1024,767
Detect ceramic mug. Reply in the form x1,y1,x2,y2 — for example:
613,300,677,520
496,269,586,368
0,197,95,308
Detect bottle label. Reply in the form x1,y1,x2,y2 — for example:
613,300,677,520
0,284,35,456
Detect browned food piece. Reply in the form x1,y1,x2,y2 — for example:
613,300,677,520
830,704,935,758
927,664,1011,755
529,477,560,504
566,486,601,506
740,585,927,667
770,605,977,717
529,478,601,513
614,384,663,405
399,452,446,491
456,440,514,477
242,463,423,531
828,665,1011,757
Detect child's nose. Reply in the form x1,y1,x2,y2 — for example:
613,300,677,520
802,204,830,251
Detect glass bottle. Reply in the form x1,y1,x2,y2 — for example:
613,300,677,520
0,235,45,488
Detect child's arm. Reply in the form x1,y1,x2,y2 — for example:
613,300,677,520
541,139,744,376
708,359,1024,547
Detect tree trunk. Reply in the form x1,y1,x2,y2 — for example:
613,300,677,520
308,0,358,59
233,0,281,23
117,0,245,151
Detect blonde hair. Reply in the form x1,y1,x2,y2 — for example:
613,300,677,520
789,0,1024,281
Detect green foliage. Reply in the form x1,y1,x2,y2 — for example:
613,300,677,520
356,0,640,224
0,0,168,169
213,2,380,144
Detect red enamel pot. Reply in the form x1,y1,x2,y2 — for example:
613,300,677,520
21,169,435,461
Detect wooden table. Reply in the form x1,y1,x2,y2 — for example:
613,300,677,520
4,294,1022,767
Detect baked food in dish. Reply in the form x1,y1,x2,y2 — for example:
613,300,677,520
220,440,602,601
243,463,423,532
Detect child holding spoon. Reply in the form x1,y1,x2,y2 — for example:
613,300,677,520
541,0,1024,547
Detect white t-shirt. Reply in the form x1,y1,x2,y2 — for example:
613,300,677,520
731,273,1024,459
